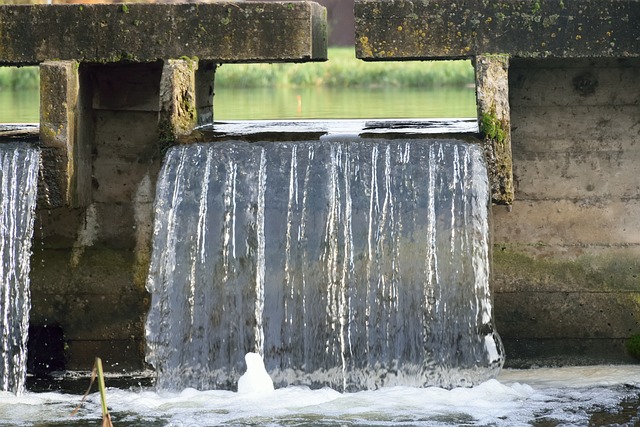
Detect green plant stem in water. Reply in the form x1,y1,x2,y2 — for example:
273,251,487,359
95,357,114,427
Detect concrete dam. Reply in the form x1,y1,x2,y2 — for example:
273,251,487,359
0,0,639,392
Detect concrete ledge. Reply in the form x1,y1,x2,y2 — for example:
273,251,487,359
355,0,640,60
0,2,327,65
502,338,634,367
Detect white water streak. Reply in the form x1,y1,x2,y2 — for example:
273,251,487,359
0,145,39,395
255,149,267,355
341,147,353,379
365,145,379,356
284,145,298,333
188,149,212,328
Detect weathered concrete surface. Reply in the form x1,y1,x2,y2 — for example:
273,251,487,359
30,61,173,371
39,61,84,209
493,57,640,366
158,59,198,144
355,0,640,60
475,55,513,204
195,61,216,126
0,2,327,65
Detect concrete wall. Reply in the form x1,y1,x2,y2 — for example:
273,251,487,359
493,58,640,366
30,62,169,373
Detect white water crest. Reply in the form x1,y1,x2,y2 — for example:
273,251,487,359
145,137,503,391
0,143,39,394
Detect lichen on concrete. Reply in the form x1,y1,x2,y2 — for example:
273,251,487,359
355,0,640,60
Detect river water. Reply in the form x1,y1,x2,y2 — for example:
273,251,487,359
0,86,476,123
0,366,638,426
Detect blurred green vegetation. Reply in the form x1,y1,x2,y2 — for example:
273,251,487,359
216,47,474,88
0,48,474,91
0,67,39,90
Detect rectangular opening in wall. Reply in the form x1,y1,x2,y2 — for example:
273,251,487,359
213,48,476,121
0,66,39,124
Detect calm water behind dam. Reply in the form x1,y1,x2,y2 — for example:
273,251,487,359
0,86,476,123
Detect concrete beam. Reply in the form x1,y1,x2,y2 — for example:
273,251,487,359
355,0,640,60
0,2,327,65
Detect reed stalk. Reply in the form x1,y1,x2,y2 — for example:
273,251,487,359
95,357,114,427
70,357,114,427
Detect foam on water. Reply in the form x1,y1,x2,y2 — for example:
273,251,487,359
1,366,639,426
237,352,275,394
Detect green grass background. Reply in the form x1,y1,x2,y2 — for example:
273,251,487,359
0,48,473,90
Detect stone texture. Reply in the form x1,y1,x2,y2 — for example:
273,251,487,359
29,246,150,371
0,2,327,65
355,0,640,60
31,62,170,372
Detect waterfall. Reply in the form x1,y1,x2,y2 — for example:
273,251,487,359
0,143,39,394
145,136,504,391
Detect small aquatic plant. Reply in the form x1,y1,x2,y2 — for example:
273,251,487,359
626,334,640,360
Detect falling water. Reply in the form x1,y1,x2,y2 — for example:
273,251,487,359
0,143,39,394
146,136,504,391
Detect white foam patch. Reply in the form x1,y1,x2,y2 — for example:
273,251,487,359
237,352,275,394
1,366,639,426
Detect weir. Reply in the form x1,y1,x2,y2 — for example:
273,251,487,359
0,0,638,391
146,138,503,390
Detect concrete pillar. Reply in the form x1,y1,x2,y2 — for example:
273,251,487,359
475,55,514,205
39,61,90,209
196,61,216,126
159,59,198,145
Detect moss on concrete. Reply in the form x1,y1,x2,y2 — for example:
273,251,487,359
626,334,640,360
481,109,508,145
29,245,150,370
494,245,640,364
493,245,640,292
